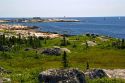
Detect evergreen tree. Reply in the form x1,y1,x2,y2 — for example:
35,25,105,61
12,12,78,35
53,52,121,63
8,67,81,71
0,35,2,45
72,42,77,48
63,34,66,46
2,34,6,45
44,38,47,44
121,39,125,49
28,36,33,47
60,34,67,46
85,41,89,50
62,51,68,68
18,33,21,44
86,62,89,70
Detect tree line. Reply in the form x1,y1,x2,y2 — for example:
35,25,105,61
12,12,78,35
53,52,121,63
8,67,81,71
0,33,44,50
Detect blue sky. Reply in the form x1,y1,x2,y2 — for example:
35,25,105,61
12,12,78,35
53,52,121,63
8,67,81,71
0,0,125,17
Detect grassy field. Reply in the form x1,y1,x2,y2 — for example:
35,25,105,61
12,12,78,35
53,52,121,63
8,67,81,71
0,34,125,83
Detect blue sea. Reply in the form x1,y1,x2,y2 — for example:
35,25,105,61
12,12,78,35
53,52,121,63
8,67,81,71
1,17,125,39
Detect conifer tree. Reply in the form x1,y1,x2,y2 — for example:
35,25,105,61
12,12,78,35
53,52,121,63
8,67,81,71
85,41,89,50
86,62,89,70
121,39,125,49
62,51,68,68
2,34,6,45
63,34,66,46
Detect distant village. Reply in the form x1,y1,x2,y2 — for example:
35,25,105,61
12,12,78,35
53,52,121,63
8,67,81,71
0,17,80,23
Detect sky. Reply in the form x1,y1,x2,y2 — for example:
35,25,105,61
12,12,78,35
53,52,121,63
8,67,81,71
0,0,125,17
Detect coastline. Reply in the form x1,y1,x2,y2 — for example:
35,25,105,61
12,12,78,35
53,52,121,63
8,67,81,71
0,17,80,23
0,24,61,38
0,23,125,83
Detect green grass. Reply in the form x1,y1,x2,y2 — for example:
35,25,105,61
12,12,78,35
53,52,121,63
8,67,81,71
87,78,125,83
0,35,125,83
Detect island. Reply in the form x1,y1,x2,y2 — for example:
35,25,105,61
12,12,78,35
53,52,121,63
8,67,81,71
0,17,80,23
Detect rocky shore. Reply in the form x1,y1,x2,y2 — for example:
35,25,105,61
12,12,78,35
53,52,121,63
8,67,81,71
0,24,61,38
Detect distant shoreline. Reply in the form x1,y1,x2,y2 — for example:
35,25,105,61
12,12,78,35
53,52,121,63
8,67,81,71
0,24,61,38
0,17,80,23
0,16,125,18
1,17,125,39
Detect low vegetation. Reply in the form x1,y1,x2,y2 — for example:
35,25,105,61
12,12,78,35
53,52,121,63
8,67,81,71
0,32,125,83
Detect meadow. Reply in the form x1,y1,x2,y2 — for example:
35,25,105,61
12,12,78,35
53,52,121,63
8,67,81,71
0,33,125,83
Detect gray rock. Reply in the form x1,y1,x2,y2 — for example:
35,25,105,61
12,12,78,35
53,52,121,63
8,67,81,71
24,48,32,51
0,67,4,72
103,69,125,79
42,48,61,56
3,78,11,82
85,69,107,79
0,45,9,51
42,47,71,56
38,68,86,83
60,48,71,53
0,67,12,74
0,67,11,83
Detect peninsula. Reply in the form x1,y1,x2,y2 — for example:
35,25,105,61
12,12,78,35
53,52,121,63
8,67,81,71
0,24,60,38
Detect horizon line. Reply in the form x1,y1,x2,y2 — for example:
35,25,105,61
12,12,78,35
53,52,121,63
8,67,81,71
0,16,125,18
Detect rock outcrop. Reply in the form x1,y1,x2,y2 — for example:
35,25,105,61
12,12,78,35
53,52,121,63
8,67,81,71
103,69,125,79
85,69,107,79
82,41,97,47
0,45,9,51
42,48,61,56
85,69,125,79
38,68,86,83
0,67,12,74
42,47,71,56
38,68,125,83
0,67,12,83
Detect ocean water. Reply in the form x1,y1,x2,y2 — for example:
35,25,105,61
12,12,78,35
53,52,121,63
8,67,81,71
1,17,125,39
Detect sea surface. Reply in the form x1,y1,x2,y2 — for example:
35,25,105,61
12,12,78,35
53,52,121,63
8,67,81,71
1,17,125,39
